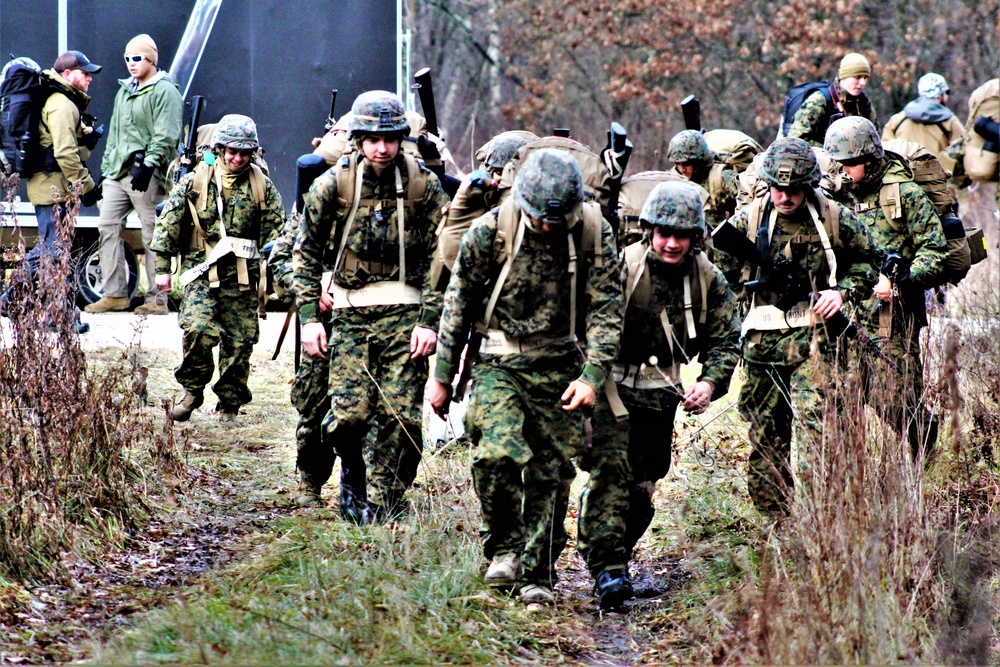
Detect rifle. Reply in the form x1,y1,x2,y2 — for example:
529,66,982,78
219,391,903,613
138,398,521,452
174,95,205,184
323,88,338,132
412,67,438,136
453,324,485,403
602,121,633,235
712,219,899,371
680,95,701,132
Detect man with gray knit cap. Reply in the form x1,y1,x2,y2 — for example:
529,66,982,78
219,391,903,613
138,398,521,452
786,52,878,147
86,34,183,314
882,73,964,158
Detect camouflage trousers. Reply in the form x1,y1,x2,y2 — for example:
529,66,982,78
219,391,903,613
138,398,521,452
577,390,680,577
738,357,829,513
859,327,937,459
176,279,259,411
465,360,585,587
293,319,333,489
322,305,425,513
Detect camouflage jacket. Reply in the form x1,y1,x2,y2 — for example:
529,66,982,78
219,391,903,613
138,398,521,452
728,192,878,366
293,153,449,327
788,80,878,147
434,210,623,392
151,162,284,283
844,153,948,328
618,246,741,410
268,211,300,295
670,163,739,230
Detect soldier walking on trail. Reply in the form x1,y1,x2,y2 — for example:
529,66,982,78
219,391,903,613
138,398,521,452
426,149,623,606
86,34,182,315
825,117,948,460
576,181,740,609
151,114,285,424
726,138,877,513
268,212,335,507
882,73,964,158
666,130,739,230
294,91,449,524
787,52,878,148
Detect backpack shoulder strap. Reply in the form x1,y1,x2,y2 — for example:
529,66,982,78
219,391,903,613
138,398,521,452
623,241,649,310
878,181,904,232
708,163,725,210
402,153,429,204
482,198,525,329
693,251,713,325
580,202,603,268
248,163,267,213
813,189,841,247
740,195,768,283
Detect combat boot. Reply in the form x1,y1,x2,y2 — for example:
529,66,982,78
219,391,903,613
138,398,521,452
519,583,555,605
218,410,239,426
484,552,521,588
134,300,169,315
295,480,324,507
595,567,634,611
171,392,204,422
84,296,131,313
339,450,372,525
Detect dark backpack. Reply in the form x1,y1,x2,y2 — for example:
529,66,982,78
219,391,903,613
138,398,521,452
778,81,836,140
0,57,50,176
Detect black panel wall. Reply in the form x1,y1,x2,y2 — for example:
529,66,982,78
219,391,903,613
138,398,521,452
1,0,397,207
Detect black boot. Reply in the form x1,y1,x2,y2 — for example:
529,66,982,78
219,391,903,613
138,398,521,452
338,447,372,525
595,567,634,611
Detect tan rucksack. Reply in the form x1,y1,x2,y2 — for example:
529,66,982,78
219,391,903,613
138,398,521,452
962,78,999,182
617,171,709,244
703,129,763,174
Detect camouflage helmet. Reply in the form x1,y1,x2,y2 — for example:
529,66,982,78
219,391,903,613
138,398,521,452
513,148,584,225
760,137,821,188
212,114,259,150
667,130,714,167
348,90,410,137
484,132,530,171
640,181,707,236
824,116,884,162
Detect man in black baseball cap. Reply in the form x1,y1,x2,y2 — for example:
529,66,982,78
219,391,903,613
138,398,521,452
52,50,102,75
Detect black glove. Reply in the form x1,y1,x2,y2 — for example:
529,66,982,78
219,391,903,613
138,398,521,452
973,115,1000,153
80,179,102,207
130,161,155,192
416,134,442,165
81,123,104,151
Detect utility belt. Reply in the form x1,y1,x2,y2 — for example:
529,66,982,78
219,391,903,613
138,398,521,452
479,328,572,355
180,236,260,289
330,281,421,309
741,300,816,335
612,362,679,390
339,249,399,282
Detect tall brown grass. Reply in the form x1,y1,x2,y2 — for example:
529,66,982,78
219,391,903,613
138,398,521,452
0,175,154,582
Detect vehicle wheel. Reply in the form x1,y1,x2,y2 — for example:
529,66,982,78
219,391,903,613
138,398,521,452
74,240,140,305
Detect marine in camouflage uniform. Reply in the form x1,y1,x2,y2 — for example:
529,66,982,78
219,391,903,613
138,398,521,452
426,149,623,605
577,181,740,609
294,91,449,524
267,213,335,505
825,117,948,459
787,52,878,148
151,114,284,422
667,130,740,231
725,138,877,512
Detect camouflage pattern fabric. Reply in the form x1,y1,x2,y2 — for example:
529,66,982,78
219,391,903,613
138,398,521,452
466,361,583,585
152,152,284,410
322,305,427,512
760,138,822,188
667,130,714,167
434,189,622,586
175,280,259,411
348,90,410,136
824,116,884,162
513,149,584,223
840,153,947,456
738,356,830,512
639,181,706,234
293,151,447,515
268,213,335,489
672,163,740,230
212,114,259,149
728,190,877,511
787,81,878,148
578,247,740,574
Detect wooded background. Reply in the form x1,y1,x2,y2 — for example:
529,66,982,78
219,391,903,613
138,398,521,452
407,0,999,172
